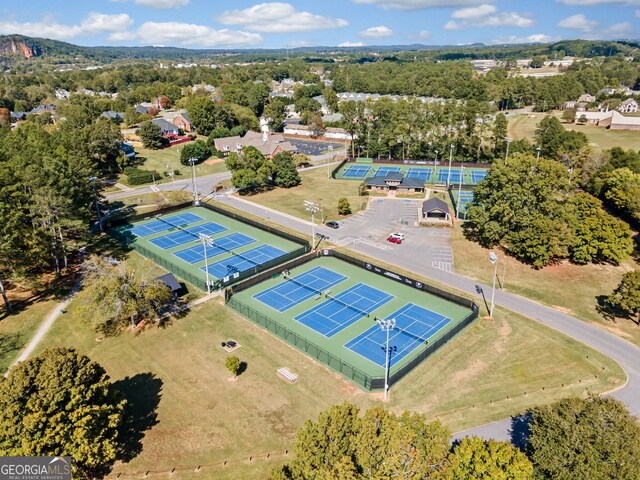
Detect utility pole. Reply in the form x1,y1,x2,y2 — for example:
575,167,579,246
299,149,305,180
89,176,103,231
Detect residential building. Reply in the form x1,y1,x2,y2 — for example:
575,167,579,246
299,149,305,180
617,98,639,114
151,118,179,136
213,131,296,158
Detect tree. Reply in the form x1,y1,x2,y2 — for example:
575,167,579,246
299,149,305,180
225,355,241,376
124,106,138,126
270,403,451,480
529,56,546,68
535,116,587,160
561,107,576,123
323,86,339,114
606,270,640,325
337,198,352,215
492,113,508,160
271,151,301,188
179,139,211,166
80,256,174,334
136,121,165,150
0,107,9,126
339,101,361,159
263,98,287,132
0,348,126,478
186,96,233,136
527,397,640,480
448,437,533,479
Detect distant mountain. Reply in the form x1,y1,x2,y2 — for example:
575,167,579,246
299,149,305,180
0,34,637,68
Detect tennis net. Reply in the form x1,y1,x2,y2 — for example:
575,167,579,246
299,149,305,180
157,216,199,239
284,275,325,297
325,291,371,319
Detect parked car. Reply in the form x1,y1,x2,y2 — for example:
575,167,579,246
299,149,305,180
325,221,339,229
389,232,405,240
387,236,402,244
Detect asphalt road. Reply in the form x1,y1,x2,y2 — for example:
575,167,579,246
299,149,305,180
215,194,640,437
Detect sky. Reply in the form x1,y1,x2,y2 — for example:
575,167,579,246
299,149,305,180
0,0,639,50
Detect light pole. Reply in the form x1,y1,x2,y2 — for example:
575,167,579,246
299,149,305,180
536,145,541,161
455,165,465,219
88,176,103,231
447,144,454,188
304,200,321,250
376,317,396,401
434,149,438,166
189,157,200,206
489,252,499,318
504,138,511,164
199,233,213,294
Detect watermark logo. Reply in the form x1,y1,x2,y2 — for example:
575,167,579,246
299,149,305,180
0,457,72,480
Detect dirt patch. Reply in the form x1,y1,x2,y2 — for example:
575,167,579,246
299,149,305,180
204,158,224,165
451,359,488,384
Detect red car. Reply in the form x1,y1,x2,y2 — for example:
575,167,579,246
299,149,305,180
386,236,402,244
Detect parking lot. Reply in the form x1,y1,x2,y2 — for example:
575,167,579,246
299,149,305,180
288,138,345,156
318,198,454,272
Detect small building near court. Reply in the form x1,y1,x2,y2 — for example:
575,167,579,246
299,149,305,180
419,198,451,226
154,272,182,298
363,173,425,194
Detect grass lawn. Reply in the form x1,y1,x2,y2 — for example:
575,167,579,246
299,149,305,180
121,142,228,187
240,168,367,223
108,191,194,219
450,224,640,345
508,112,640,155
29,252,624,479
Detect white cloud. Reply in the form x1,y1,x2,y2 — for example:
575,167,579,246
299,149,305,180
604,21,633,36
134,0,189,8
451,4,496,19
218,3,347,33
338,41,366,47
0,13,134,40
557,0,640,5
407,30,431,41
490,33,558,44
445,9,533,30
636,9,640,16
557,14,598,32
353,0,486,10
360,25,393,38
134,22,262,47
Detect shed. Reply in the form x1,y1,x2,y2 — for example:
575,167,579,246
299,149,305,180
421,198,450,221
154,273,181,297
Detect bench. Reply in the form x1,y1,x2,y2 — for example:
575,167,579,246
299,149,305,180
277,367,298,383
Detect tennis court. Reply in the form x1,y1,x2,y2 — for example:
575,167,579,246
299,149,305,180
201,244,286,279
173,232,255,264
228,255,477,391
346,303,451,367
406,167,432,181
343,165,371,178
254,266,347,312
375,166,401,177
131,212,202,237
470,170,488,183
150,222,228,249
437,168,463,183
294,283,394,337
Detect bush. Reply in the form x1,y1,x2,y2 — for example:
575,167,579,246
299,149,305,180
337,197,352,215
125,167,160,185
179,139,212,166
226,355,241,376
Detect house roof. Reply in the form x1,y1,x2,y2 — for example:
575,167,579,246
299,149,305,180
610,111,640,126
364,173,404,186
422,197,450,214
154,273,181,292
400,177,425,189
213,131,295,156
101,111,124,120
151,118,178,132
620,98,638,106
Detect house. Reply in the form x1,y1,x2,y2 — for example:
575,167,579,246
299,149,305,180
577,94,596,103
598,88,617,96
363,173,425,194
54,88,70,99
574,111,613,125
154,273,182,299
575,110,640,131
213,131,296,158
419,198,451,226
135,102,156,115
617,98,638,114
10,111,27,121
101,111,124,122
324,127,351,141
151,118,179,136
30,104,56,114
283,124,314,137
165,110,192,132
120,143,136,159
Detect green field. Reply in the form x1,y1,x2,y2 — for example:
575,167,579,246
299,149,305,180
29,251,624,479
110,206,305,291
230,256,475,387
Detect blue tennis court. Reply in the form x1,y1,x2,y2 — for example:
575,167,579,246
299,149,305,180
343,165,371,178
345,303,451,367
131,212,202,237
173,233,255,264
149,222,228,249
201,244,286,279
406,168,432,181
253,266,347,312
470,170,488,183
375,166,401,177
294,283,394,337
437,169,463,183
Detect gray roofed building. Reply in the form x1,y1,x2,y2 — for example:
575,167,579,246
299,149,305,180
213,131,296,158
101,111,124,121
364,173,425,194
154,272,182,297
151,118,179,135
420,197,451,225
135,102,155,115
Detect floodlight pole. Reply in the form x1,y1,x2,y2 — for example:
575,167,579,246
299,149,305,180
377,317,396,401
199,233,213,294
434,149,438,166
489,252,498,318
536,146,541,161
456,165,464,219
304,200,321,250
504,138,511,164
189,157,200,206
89,176,103,231
447,144,454,188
